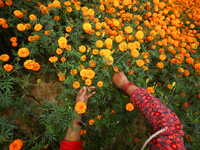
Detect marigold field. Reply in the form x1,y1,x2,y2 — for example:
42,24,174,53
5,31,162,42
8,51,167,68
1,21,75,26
0,0,200,149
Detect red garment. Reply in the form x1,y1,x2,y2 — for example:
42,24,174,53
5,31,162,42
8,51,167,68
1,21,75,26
60,87,185,150
59,140,83,150
130,88,185,150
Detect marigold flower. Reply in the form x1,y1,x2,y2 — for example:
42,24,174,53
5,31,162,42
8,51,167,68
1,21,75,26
56,48,63,55
34,24,42,31
83,23,92,31
89,119,95,125
96,40,104,48
18,48,30,58
13,10,23,18
113,66,118,72
184,70,190,76
9,139,23,150
73,81,80,89
119,42,127,52
49,56,58,63
126,103,134,111
99,49,111,57
75,101,87,114
32,62,40,71
65,26,72,32
159,54,166,61
184,102,188,107
92,49,99,55
70,69,77,75
147,87,155,93
12,42,18,47
136,59,145,67
81,55,86,61
131,49,139,58
89,60,96,67
44,30,50,36
85,79,92,86
10,37,17,43
167,84,172,89
58,37,67,49
97,115,101,120
0,18,6,25
4,64,13,72
111,110,115,113
29,14,36,21
0,54,9,61
5,0,13,6
78,45,86,53
24,60,35,70
53,0,61,8
97,81,103,87
156,62,164,69
115,35,123,43
135,31,144,40
104,56,114,65
124,26,133,34
17,23,26,31
54,16,59,21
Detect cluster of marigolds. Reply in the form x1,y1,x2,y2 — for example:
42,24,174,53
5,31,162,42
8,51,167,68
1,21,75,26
1,0,200,148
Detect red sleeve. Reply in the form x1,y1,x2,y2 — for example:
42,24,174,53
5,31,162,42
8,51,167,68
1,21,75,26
130,88,186,150
59,140,83,150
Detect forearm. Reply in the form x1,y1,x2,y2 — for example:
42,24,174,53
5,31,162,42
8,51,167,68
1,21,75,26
64,114,81,141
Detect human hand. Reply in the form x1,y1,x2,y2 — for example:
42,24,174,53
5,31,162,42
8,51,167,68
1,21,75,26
75,86,96,105
111,71,129,90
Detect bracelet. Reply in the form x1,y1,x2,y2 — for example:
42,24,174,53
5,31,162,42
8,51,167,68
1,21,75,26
73,120,82,126
122,82,135,96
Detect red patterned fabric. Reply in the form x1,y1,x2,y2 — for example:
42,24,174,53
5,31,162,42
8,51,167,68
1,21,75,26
130,88,185,150
59,140,83,150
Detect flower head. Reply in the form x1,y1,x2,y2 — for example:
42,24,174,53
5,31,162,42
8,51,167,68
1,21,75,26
75,101,87,114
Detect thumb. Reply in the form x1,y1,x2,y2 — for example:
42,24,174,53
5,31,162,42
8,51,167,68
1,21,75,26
81,86,87,95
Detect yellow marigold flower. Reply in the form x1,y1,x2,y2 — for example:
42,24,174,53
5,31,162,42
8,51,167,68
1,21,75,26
97,81,103,87
79,45,86,53
85,79,92,86
136,59,145,67
75,101,87,114
135,31,144,40
49,56,58,63
124,26,133,34
29,14,36,21
126,103,134,111
131,49,139,58
81,55,86,61
83,23,92,31
104,56,114,65
99,49,111,57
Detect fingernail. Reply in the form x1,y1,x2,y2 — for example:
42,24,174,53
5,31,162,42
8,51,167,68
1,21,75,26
83,86,85,89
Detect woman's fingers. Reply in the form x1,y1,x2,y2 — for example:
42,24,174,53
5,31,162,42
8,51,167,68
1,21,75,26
87,86,96,92
78,87,83,94
88,91,96,98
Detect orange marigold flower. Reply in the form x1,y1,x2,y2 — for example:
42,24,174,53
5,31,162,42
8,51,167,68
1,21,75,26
126,103,134,111
184,70,190,76
83,23,92,31
115,35,123,43
194,63,200,70
89,119,95,125
70,69,77,75
81,55,86,61
136,59,145,67
118,42,127,52
56,48,63,55
9,139,23,150
10,37,17,43
147,87,155,93
61,57,66,62
12,42,18,47
34,24,42,31
89,60,96,67
135,31,144,40
96,40,104,48
159,54,166,61
49,56,58,63
66,7,72,12
167,84,172,89
58,37,67,49
24,60,35,70
92,49,99,55
111,110,115,113
156,62,164,69
124,26,133,34
13,10,23,18
65,26,72,32
184,102,188,107
0,54,10,61
53,0,61,8
18,48,30,58
32,62,40,71
73,81,80,89
5,0,13,6
0,18,6,25
4,64,13,72
44,30,50,36
75,101,87,114
79,45,86,53
29,14,36,21
17,23,26,31
103,56,114,65
131,49,139,58
54,16,59,21
97,115,101,120
97,81,103,87
113,66,118,72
